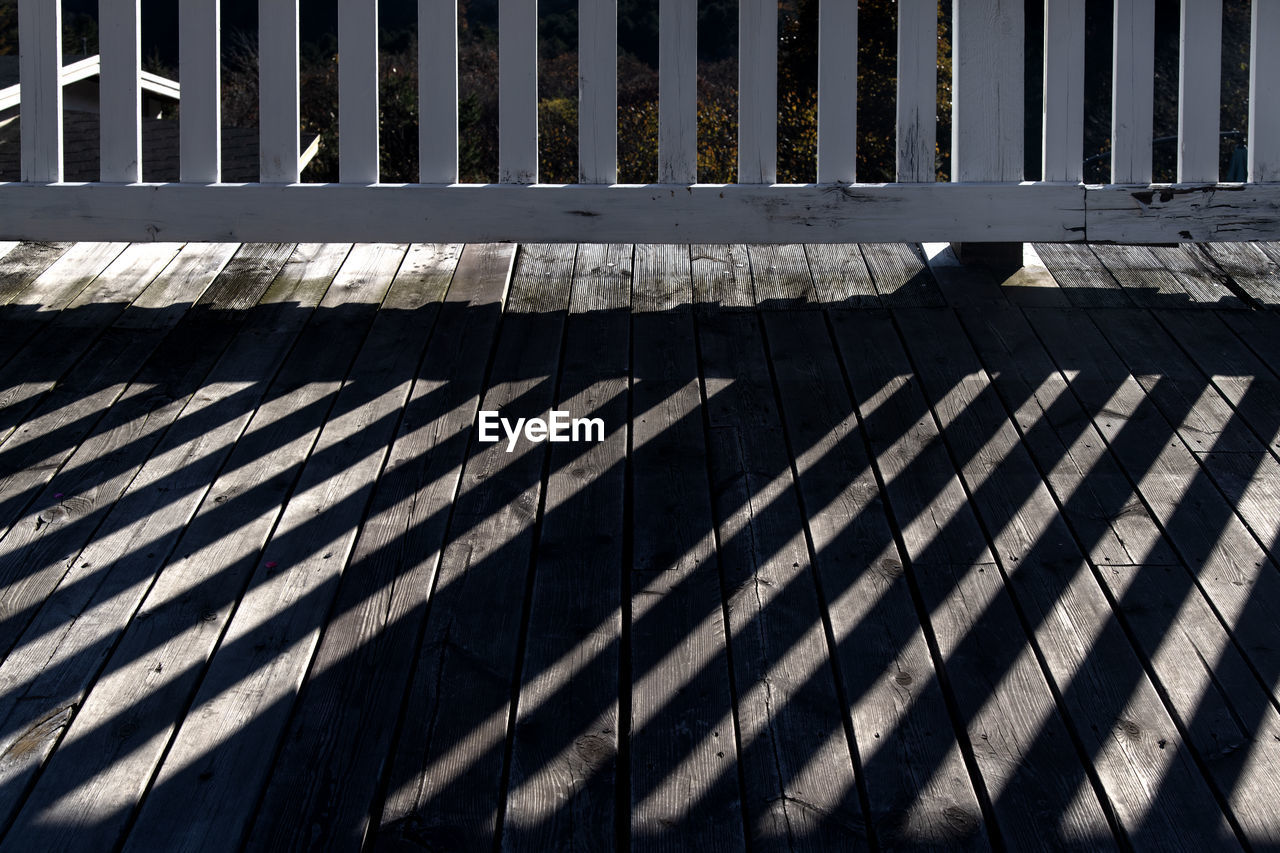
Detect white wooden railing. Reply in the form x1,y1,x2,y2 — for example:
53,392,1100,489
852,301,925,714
1,0,1277,243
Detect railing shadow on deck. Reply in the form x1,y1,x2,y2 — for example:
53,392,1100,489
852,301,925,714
0,284,1276,851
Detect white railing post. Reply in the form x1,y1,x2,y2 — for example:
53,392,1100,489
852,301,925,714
260,0,301,183
419,0,458,183
1042,0,1084,182
339,0,379,183
1250,0,1280,182
100,0,142,182
817,0,856,183
658,0,696,183
579,0,617,183
951,0,1023,182
1112,0,1155,184
180,0,222,183
18,0,62,182
499,0,538,183
1178,0,1222,183
895,0,935,182
739,0,776,183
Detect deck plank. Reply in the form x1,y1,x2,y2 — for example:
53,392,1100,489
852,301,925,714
0,243,184,445
1198,243,1280,310
897,307,1233,849
0,243,345,838
375,244,571,851
748,244,818,308
0,244,391,853
0,245,239,661
0,241,1274,850
501,247,630,851
0,244,130,372
857,243,945,308
629,310,744,851
803,244,879,307
633,244,689,313
1143,245,1245,309
763,310,988,849
691,244,752,312
1000,306,1280,846
1089,245,1192,307
0,244,240,540
828,309,1118,851
1032,243,1134,308
699,310,864,848
121,246,469,853
0,243,71,306
245,244,509,853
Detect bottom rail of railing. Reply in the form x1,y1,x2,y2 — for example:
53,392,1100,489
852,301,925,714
0,182,1275,244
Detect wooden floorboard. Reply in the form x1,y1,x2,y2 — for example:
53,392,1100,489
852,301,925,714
829,309,1119,850
0,243,345,839
375,244,571,851
0,242,1276,851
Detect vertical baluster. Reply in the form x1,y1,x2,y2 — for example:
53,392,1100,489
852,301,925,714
500,0,538,183
181,0,221,183
420,0,459,183
339,0,380,183
817,0,856,183
1112,0,1155,184
579,0,617,183
260,0,300,183
1042,0,1084,182
952,0,1023,182
18,0,62,182
1250,0,1280,182
100,0,142,182
739,0,776,183
658,0,696,183
896,0,935,182
1178,0,1222,183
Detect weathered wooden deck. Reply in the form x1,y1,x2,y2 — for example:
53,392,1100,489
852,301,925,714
0,238,1278,851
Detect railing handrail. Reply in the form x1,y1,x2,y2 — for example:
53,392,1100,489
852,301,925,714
1,0,1277,244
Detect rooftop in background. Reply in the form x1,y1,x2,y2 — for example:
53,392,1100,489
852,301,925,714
0,55,320,182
